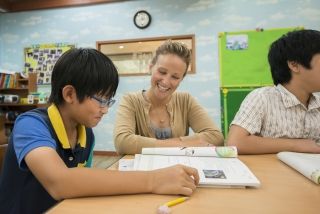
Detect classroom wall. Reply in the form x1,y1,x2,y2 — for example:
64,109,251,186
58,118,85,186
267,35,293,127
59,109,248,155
0,0,319,151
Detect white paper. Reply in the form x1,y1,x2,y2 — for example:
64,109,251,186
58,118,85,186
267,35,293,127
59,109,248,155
142,146,238,158
118,159,135,171
133,154,260,188
277,152,320,184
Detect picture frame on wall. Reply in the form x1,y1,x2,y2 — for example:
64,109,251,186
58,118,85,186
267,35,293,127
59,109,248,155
96,35,195,76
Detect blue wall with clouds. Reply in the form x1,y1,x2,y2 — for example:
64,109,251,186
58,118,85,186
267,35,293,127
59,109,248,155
1,0,319,151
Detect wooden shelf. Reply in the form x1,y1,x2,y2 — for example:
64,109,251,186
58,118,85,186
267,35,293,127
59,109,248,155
0,88,29,91
0,144,8,174
0,104,38,107
17,79,28,82
4,121,14,125
0,72,39,145
0,137,8,145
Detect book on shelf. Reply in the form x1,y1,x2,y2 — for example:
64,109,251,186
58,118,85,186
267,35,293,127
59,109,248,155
277,152,320,184
132,146,261,188
0,73,16,89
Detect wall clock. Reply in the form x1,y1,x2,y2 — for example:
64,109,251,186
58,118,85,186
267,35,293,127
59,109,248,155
133,10,151,29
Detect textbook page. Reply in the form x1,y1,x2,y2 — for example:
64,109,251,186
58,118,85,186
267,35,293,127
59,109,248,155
277,152,320,184
134,154,260,188
118,159,134,171
141,146,238,158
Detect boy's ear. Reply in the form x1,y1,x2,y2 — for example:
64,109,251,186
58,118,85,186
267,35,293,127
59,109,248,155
62,85,76,104
287,61,300,74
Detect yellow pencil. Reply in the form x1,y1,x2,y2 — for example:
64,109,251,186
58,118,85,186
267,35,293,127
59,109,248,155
157,197,189,214
164,197,189,207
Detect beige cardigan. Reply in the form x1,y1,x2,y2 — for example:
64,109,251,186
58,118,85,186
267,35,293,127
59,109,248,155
113,91,224,154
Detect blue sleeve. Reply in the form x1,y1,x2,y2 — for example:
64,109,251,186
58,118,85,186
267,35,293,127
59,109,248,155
12,113,56,170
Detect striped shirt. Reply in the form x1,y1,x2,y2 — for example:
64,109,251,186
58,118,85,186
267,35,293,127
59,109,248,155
231,84,320,143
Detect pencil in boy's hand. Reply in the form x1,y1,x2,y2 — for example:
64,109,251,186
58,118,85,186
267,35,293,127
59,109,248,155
157,197,189,214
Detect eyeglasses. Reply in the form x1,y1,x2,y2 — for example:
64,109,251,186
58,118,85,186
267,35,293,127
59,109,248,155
91,95,116,108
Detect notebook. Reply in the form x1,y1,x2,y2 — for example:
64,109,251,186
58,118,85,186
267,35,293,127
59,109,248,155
133,146,260,188
277,152,320,184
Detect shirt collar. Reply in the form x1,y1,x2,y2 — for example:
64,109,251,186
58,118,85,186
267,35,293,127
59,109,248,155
309,93,320,110
48,104,86,149
140,90,174,109
276,84,320,110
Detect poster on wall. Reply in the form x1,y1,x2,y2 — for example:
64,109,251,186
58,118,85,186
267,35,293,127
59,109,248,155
24,43,75,85
226,34,248,50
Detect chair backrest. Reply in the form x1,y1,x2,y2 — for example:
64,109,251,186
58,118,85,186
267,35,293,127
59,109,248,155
0,144,8,174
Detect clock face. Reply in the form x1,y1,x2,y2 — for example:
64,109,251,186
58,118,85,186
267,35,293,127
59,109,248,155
134,10,151,29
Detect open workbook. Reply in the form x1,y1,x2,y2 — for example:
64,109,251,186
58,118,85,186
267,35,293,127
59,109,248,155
277,152,320,184
132,147,260,188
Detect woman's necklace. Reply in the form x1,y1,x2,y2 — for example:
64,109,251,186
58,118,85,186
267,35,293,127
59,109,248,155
143,91,169,126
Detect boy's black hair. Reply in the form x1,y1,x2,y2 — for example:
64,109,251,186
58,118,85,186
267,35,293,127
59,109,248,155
268,29,320,85
49,48,119,105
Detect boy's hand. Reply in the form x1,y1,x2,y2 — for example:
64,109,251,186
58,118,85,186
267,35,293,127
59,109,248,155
148,165,199,196
293,139,320,153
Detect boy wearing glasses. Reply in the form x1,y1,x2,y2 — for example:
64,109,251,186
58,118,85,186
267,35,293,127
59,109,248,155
0,48,199,213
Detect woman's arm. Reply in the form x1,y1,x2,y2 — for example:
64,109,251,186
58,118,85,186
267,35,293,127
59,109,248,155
114,93,224,155
114,94,158,154
180,94,224,146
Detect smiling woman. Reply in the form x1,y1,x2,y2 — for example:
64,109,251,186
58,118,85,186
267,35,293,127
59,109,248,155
113,40,224,155
96,35,195,76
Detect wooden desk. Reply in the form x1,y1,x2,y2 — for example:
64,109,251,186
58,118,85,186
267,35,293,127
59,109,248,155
47,155,320,214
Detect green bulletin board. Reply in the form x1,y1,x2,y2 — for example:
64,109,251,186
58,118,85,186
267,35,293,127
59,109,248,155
219,27,302,87
220,87,255,137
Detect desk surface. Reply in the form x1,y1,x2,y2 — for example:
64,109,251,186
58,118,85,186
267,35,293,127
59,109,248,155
48,155,320,214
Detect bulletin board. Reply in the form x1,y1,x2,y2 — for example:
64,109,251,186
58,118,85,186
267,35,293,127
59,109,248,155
220,87,256,137
219,27,303,87
24,43,75,85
